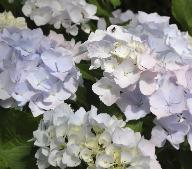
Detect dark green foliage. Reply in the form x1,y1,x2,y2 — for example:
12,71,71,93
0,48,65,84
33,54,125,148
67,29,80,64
0,107,40,169
172,0,192,34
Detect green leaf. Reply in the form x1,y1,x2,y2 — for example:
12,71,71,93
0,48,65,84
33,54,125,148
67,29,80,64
110,0,121,7
88,0,111,17
157,145,192,169
99,103,125,120
77,62,103,82
126,120,143,132
0,107,40,169
157,144,181,169
141,114,155,139
178,150,192,169
77,63,96,82
0,143,32,169
76,86,89,109
172,0,192,34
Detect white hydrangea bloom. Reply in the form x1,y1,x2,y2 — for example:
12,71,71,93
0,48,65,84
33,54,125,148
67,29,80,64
22,0,98,36
83,24,155,119
0,11,27,30
83,11,192,124
0,27,81,116
33,103,162,169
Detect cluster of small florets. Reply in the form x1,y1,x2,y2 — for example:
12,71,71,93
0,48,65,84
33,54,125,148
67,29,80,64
0,11,27,30
22,0,98,36
33,103,161,169
83,11,192,149
0,27,81,116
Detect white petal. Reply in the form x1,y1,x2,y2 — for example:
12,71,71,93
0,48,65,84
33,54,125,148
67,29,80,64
150,126,167,147
41,47,73,73
112,127,137,147
62,151,81,167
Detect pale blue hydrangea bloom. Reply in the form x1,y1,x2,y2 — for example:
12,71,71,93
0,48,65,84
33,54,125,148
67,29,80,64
0,27,81,116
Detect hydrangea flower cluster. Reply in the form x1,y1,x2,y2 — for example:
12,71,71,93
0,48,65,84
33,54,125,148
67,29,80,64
22,0,98,36
83,11,192,149
83,11,192,119
0,11,27,30
33,103,161,169
0,27,81,116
